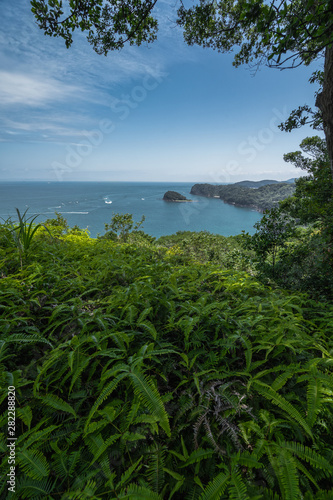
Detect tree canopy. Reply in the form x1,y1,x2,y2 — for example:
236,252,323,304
30,0,158,54
30,1,333,64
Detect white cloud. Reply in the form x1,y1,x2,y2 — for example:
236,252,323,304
0,71,82,106
5,119,85,135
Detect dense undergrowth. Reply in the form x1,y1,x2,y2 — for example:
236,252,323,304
1,216,333,499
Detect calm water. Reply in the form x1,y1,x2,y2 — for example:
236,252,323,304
0,182,262,238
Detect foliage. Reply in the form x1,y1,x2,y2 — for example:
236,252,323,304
103,213,146,242
251,136,333,299
269,227,333,300
157,231,253,271
279,71,324,133
30,0,158,54
247,207,295,276
44,211,70,235
163,191,190,202
30,1,333,68
191,182,295,211
1,215,333,498
177,1,333,69
1,208,51,269
280,136,333,227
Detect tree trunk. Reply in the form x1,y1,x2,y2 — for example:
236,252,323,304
316,45,333,181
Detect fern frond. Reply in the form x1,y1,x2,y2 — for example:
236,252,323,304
271,368,298,391
117,456,143,489
14,477,56,499
84,371,128,432
274,449,300,500
3,333,53,347
146,444,166,493
128,367,171,436
179,448,214,468
68,352,90,393
20,424,58,449
138,321,158,340
252,381,313,438
306,376,322,426
280,441,333,474
38,393,77,418
17,449,50,480
119,484,163,499
228,470,250,500
88,433,121,465
198,471,230,500
17,406,33,430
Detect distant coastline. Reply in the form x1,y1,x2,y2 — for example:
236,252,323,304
190,179,296,212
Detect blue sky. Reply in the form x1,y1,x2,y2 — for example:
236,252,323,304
0,0,324,183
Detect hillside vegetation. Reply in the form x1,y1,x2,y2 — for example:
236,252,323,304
190,182,296,211
1,211,333,499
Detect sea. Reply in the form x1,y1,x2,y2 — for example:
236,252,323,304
0,182,262,239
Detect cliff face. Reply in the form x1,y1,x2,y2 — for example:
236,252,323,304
190,182,295,211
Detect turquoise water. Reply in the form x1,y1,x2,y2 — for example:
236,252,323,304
0,181,262,238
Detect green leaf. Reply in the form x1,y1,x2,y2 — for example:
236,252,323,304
199,471,230,500
162,467,185,482
179,448,214,468
118,456,143,488
306,375,322,426
18,449,50,480
274,449,299,500
128,368,171,436
38,393,77,418
252,381,313,439
228,471,250,500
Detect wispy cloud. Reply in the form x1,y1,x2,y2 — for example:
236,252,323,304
1,115,102,144
0,71,83,107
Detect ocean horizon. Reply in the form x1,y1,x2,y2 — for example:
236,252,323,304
0,181,262,238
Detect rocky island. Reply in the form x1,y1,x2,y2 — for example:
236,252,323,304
163,191,193,202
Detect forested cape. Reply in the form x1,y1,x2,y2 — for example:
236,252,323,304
190,181,295,211
1,211,333,499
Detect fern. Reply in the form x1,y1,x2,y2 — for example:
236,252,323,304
117,457,143,489
273,449,300,500
228,470,250,500
306,374,323,426
14,478,57,499
127,367,171,436
17,449,50,480
280,442,333,475
2,219,333,498
38,393,77,418
118,484,163,499
252,381,313,439
199,471,230,500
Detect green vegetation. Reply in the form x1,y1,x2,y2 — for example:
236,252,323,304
163,192,191,202
1,209,51,270
102,213,146,243
1,205,333,499
246,136,333,301
190,182,295,211
248,208,295,277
